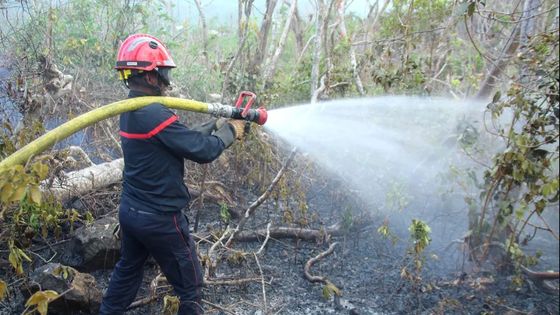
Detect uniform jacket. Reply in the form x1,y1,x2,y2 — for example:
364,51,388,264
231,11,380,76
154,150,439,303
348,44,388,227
119,90,226,213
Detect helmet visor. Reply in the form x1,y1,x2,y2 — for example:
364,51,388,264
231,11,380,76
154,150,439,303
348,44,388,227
156,67,172,86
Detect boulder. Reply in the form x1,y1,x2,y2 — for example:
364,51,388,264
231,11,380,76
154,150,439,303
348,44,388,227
67,216,121,271
26,263,102,314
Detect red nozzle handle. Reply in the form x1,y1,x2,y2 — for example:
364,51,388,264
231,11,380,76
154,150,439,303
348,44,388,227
235,91,256,118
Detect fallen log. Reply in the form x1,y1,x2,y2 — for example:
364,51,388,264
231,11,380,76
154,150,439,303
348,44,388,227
43,158,232,205
45,158,124,202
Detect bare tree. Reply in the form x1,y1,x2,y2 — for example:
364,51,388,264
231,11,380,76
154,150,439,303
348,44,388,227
336,0,365,95
250,0,278,77
290,0,304,54
475,0,542,99
520,0,542,82
193,0,210,69
221,0,255,102
261,0,298,87
310,0,326,102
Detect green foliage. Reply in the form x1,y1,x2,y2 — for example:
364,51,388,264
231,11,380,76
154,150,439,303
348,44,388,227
51,0,164,80
469,30,559,269
219,202,231,224
377,220,399,245
409,219,432,255
24,290,59,315
385,181,410,212
322,280,341,300
8,240,32,275
52,265,76,281
379,0,453,38
0,121,45,159
162,295,180,315
401,219,432,285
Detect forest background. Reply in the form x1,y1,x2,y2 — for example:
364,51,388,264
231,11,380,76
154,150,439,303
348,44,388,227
0,0,558,314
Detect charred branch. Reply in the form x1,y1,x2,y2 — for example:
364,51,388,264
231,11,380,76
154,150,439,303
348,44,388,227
303,242,338,284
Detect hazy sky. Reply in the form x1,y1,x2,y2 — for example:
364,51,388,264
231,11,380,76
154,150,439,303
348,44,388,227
172,0,372,24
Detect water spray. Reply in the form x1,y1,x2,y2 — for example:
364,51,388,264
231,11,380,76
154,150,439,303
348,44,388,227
0,91,267,170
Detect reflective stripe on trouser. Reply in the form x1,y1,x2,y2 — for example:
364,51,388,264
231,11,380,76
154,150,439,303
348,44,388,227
99,204,204,315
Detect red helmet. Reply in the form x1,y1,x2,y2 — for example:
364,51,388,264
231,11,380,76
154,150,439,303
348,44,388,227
115,34,175,84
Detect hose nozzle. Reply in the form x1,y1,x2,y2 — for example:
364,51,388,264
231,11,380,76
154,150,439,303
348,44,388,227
233,106,268,125
207,91,267,125
207,103,268,125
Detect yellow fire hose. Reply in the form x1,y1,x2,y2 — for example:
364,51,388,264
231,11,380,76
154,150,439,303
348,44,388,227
0,96,267,170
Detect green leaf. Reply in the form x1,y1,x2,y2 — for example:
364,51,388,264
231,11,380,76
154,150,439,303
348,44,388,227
492,91,501,103
18,248,32,262
29,186,42,205
9,186,26,202
1,183,13,203
163,295,180,315
32,163,49,179
8,251,20,274
535,199,546,214
26,290,58,315
322,281,341,300
37,301,48,315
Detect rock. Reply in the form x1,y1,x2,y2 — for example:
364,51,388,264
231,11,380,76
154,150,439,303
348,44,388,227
26,263,102,314
67,216,120,271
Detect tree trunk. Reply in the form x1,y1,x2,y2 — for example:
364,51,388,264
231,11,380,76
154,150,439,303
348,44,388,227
475,30,520,100
519,0,542,82
221,0,255,102
310,0,325,102
290,1,304,54
475,0,540,99
193,0,210,69
336,0,365,95
262,0,297,87
251,0,278,76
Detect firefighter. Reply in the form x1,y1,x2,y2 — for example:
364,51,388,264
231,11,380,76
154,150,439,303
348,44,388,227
99,34,245,315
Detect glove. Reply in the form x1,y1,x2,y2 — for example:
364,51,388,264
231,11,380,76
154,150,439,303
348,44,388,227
215,118,228,130
191,118,218,136
227,119,247,140
213,119,247,149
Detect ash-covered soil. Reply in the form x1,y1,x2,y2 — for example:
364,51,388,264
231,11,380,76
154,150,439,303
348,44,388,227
123,178,559,315
1,177,558,315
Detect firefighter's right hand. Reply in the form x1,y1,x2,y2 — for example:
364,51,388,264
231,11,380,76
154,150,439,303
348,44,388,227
228,119,247,140
213,119,246,148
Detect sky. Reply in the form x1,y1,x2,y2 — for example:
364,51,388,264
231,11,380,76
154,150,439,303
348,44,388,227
171,0,373,24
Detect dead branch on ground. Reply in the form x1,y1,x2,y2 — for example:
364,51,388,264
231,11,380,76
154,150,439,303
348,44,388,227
204,148,296,282
224,147,297,248
235,224,341,242
303,242,338,284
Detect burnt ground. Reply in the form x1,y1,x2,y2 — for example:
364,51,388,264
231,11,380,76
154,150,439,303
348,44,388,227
1,173,559,315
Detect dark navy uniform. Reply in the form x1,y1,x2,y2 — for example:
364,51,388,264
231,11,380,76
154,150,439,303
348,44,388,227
100,91,229,315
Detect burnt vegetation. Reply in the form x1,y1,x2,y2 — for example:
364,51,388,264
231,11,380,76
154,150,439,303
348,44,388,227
0,0,559,314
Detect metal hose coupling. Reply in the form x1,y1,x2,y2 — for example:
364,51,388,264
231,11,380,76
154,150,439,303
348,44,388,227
207,103,268,125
